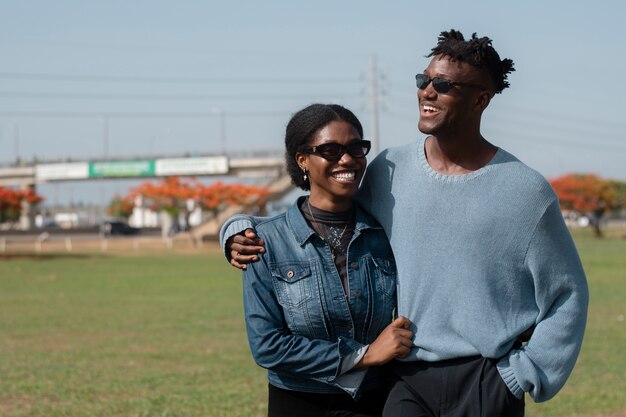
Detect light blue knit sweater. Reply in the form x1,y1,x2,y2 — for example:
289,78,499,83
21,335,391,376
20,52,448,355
355,138,588,402
220,137,589,403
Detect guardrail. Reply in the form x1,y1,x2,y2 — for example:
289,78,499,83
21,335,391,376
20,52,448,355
0,233,214,255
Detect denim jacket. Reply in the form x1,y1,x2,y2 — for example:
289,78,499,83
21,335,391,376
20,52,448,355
239,197,397,397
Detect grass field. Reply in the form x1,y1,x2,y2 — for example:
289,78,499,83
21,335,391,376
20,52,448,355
0,232,624,417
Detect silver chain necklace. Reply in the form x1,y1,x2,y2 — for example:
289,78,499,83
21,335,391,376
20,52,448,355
305,200,353,261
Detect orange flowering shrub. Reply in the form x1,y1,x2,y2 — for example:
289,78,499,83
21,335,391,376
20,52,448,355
107,194,135,219
550,173,626,236
128,177,198,216
117,177,269,217
549,174,622,213
196,181,269,212
0,186,44,223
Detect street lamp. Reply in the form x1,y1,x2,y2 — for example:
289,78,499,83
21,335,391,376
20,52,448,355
211,108,226,154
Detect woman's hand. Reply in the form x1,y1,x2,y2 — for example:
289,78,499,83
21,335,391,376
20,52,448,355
357,316,414,367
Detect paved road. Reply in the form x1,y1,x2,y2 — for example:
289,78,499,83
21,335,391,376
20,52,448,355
0,229,161,243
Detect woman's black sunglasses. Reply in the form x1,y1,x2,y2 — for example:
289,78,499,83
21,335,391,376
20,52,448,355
415,74,485,94
301,140,371,161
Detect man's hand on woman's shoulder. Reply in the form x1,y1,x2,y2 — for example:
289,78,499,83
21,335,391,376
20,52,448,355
227,228,266,270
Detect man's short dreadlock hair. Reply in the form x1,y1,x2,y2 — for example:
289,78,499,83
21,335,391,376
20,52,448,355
427,29,515,94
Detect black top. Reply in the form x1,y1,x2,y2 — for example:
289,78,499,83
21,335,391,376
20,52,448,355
300,198,354,296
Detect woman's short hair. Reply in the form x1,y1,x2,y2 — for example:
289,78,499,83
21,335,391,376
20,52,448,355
285,103,363,191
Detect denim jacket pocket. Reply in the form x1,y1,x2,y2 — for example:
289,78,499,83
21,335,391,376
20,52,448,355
366,257,397,339
271,261,314,307
271,260,328,338
371,257,397,298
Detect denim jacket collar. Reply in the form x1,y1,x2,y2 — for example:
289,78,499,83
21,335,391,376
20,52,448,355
285,196,383,247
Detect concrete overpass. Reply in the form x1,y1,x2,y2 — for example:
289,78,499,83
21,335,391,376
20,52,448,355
0,153,295,234
0,166,36,187
0,153,287,186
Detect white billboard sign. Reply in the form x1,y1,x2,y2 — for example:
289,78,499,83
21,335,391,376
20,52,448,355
36,163,90,181
155,156,229,176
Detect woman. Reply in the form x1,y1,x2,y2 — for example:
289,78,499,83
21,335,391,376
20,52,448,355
233,104,413,417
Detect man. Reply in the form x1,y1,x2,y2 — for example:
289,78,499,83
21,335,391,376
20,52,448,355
222,30,589,416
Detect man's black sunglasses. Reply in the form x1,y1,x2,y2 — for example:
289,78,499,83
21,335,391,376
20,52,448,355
415,74,485,94
301,140,371,161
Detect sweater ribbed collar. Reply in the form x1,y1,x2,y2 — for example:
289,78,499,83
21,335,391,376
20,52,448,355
417,136,506,183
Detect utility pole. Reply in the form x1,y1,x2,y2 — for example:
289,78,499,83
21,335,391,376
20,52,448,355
369,55,380,156
219,110,226,154
102,116,109,159
211,108,226,154
14,123,20,163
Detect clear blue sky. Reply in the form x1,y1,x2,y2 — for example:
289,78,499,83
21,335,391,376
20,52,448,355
1,0,625,206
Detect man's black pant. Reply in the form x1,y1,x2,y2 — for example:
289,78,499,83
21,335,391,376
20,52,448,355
382,356,524,417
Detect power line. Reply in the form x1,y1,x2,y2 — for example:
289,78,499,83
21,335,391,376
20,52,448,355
381,101,626,141
0,110,290,119
483,125,626,152
485,112,625,142
379,108,626,151
0,72,359,85
496,103,626,132
384,91,626,134
0,91,362,101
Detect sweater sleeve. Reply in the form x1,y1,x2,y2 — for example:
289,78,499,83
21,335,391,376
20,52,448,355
243,252,368,397
218,214,264,260
497,199,589,402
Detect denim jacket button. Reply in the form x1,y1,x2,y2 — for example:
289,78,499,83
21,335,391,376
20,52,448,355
287,270,294,278
351,262,359,270
353,290,362,298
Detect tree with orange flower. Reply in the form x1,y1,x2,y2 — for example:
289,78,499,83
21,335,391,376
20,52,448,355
195,181,268,215
0,185,44,226
114,177,269,235
124,177,196,235
550,173,626,237
129,177,198,216
107,194,135,219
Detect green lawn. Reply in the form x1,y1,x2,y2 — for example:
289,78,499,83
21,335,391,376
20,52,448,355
524,231,626,417
0,233,624,417
0,251,264,417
